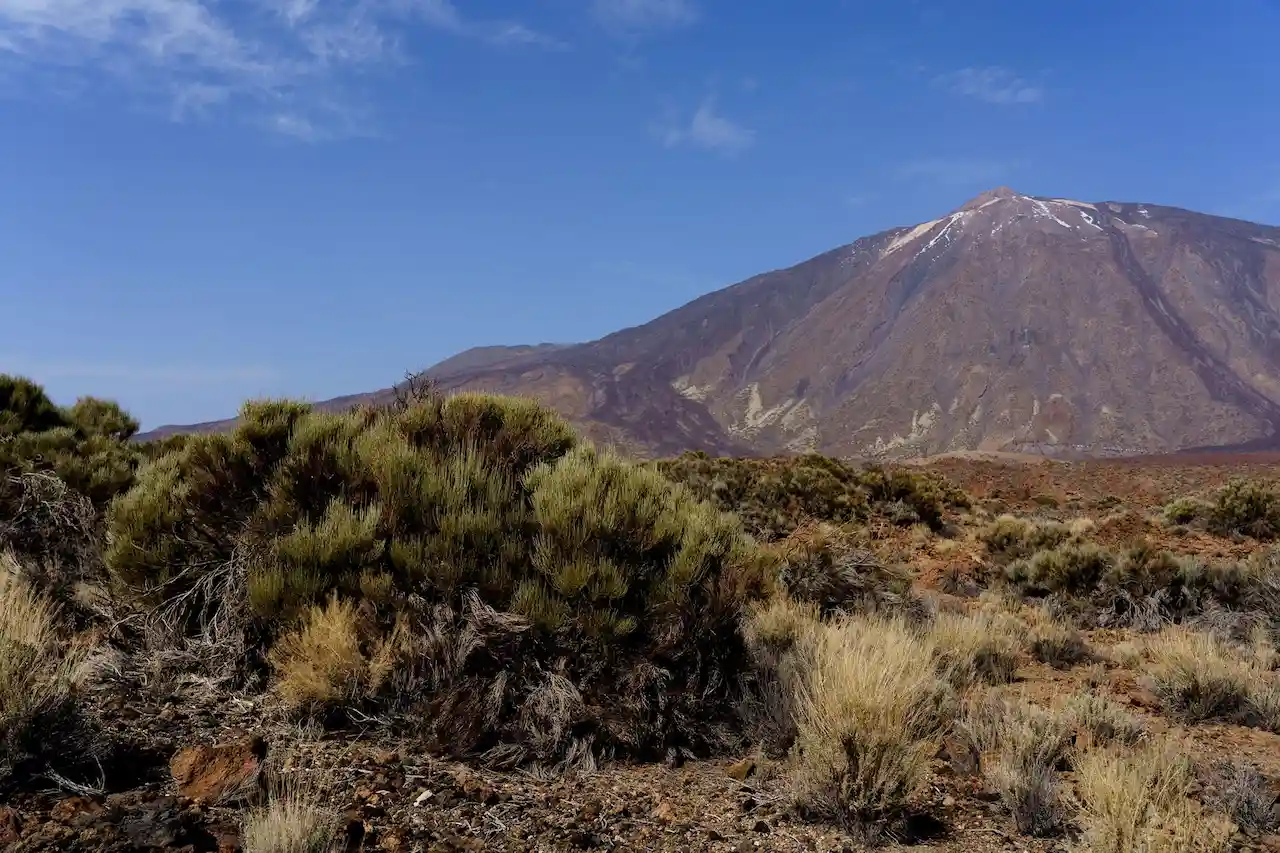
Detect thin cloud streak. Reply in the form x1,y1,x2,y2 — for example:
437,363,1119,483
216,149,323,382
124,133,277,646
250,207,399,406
0,0,561,137
938,66,1044,105
592,0,698,35
657,96,754,155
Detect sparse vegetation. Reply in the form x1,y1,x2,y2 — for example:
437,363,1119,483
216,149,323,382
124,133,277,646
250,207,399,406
1073,740,1236,853
12,372,1280,848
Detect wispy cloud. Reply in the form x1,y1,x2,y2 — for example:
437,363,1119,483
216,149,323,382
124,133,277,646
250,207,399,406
3,359,281,385
656,97,754,155
593,0,698,35
0,0,560,138
938,66,1044,105
898,157,1020,187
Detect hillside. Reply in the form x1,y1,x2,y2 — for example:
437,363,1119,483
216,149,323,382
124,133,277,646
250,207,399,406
142,187,1280,458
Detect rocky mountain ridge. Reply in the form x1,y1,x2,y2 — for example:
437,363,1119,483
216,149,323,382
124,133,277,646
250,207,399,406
142,188,1280,459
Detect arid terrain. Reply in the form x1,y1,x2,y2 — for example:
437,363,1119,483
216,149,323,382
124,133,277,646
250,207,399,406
7,375,1280,852
143,188,1280,461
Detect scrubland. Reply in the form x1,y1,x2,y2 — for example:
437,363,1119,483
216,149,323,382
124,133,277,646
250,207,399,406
3,372,1280,852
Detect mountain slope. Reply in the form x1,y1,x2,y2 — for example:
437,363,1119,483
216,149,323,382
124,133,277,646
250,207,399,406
142,188,1280,458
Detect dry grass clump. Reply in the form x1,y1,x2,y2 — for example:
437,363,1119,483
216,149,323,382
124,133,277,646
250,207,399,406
1142,627,1280,729
242,772,337,853
1073,740,1236,853
962,694,1072,837
928,607,1024,688
1057,693,1146,749
0,552,95,783
1023,604,1093,669
786,611,955,832
267,595,406,712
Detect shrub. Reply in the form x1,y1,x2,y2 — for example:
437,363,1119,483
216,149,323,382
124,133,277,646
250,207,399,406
0,376,141,507
1005,543,1115,597
1200,761,1280,837
789,614,954,833
770,521,923,620
1163,496,1209,526
963,695,1071,837
1207,479,1280,540
107,393,777,764
928,608,1023,688
1074,740,1236,853
653,453,968,541
979,516,1075,565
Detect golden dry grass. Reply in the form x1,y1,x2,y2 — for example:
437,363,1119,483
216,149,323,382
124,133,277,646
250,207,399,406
1143,627,1267,724
1073,740,1236,853
788,613,954,826
268,594,405,712
0,551,89,737
928,606,1025,687
241,773,335,853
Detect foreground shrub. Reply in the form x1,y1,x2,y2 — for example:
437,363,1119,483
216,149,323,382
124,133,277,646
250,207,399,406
789,613,954,833
107,393,776,764
0,375,140,507
654,453,967,540
1074,741,1236,853
1005,542,1115,597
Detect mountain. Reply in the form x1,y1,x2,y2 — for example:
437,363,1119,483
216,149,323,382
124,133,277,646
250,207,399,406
141,187,1280,459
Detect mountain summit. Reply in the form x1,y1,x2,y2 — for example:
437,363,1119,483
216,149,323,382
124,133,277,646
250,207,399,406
146,190,1280,459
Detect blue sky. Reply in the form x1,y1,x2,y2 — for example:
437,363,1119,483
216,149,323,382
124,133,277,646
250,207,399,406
2,0,1278,428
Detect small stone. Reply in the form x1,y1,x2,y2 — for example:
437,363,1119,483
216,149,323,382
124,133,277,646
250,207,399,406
942,795,956,808
414,790,434,807
726,758,757,781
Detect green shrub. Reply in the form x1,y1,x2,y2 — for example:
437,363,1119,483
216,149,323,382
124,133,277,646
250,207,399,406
107,392,777,764
1207,479,1280,540
654,453,967,541
1163,496,1209,526
979,516,1075,565
770,521,922,620
1005,543,1116,597
0,375,140,506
